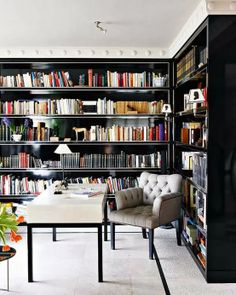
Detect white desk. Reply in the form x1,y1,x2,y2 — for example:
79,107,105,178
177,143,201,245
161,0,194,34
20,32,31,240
27,183,107,283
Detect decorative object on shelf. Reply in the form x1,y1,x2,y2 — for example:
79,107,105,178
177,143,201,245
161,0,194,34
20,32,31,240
188,89,205,103
161,103,172,121
54,144,72,193
73,127,87,141
94,21,107,35
11,134,22,142
152,73,168,87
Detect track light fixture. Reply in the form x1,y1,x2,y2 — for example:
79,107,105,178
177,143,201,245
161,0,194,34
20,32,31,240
94,21,107,35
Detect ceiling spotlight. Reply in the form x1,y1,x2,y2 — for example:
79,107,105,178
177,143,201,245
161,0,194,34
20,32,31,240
94,21,107,35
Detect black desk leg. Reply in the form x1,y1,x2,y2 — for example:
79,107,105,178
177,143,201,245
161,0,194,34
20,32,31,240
27,225,33,282
104,201,108,241
53,227,57,241
98,224,103,282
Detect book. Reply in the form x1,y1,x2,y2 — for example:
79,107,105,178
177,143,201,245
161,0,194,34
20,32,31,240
69,190,103,198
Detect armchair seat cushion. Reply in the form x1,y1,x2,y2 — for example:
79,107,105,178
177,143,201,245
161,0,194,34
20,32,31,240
109,205,159,229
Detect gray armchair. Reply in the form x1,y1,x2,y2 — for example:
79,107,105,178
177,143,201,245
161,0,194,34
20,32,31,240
109,172,183,259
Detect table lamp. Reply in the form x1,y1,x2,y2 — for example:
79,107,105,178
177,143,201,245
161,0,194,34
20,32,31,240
54,144,72,192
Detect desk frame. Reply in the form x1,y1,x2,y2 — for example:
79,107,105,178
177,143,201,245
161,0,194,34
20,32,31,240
27,223,103,283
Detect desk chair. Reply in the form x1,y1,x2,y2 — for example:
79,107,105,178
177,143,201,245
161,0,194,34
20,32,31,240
109,172,183,259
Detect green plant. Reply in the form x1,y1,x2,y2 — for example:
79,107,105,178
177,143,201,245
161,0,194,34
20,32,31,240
2,118,31,134
0,203,23,251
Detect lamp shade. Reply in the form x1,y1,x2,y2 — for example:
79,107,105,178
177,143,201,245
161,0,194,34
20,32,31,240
54,144,72,154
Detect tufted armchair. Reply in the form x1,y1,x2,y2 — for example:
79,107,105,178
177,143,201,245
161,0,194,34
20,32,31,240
109,172,183,259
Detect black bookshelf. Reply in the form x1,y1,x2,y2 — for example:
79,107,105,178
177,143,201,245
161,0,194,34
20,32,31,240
0,58,172,202
174,16,236,283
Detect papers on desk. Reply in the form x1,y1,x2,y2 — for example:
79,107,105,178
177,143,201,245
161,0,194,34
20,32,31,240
69,191,103,198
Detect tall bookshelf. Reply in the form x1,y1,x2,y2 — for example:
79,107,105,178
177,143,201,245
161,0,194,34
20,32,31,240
174,16,236,283
0,59,172,210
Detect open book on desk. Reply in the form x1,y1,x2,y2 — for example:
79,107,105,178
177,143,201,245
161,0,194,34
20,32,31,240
69,191,103,198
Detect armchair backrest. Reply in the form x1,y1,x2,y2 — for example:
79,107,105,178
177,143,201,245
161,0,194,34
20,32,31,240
139,172,182,205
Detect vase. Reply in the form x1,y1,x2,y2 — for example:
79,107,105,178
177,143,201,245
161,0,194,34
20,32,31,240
0,246,16,262
11,134,22,141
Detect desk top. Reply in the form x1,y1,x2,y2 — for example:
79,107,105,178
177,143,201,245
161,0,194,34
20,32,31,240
27,183,107,224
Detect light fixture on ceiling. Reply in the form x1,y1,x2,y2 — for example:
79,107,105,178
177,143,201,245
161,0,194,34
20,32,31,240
94,21,107,35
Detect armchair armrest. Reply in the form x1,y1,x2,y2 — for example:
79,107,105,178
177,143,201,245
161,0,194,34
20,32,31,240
115,187,144,210
152,192,182,225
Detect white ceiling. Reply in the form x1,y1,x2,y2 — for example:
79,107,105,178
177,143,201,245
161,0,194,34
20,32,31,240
0,0,201,49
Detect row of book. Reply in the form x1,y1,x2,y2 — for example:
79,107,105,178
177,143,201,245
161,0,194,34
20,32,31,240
182,179,207,230
0,70,169,88
0,71,73,87
0,153,34,168
182,217,206,269
0,175,139,196
0,98,165,115
81,124,167,142
1,99,83,115
0,151,166,169
113,100,164,114
181,152,207,189
67,176,139,194
60,151,165,168
0,175,53,195
176,47,196,84
182,151,196,170
181,122,202,146
85,69,168,88
0,123,167,142
192,153,207,190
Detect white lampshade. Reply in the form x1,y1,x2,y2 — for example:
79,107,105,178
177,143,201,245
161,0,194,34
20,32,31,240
161,104,172,114
54,144,72,154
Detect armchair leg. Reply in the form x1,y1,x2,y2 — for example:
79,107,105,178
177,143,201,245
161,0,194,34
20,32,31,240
149,229,154,260
175,218,182,246
142,228,147,239
110,222,115,250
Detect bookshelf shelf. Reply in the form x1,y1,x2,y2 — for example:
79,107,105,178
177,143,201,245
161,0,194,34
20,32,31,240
175,63,207,88
0,141,170,146
0,167,163,172
0,86,170,92
175,142,207,152
175,106,207,117
0,114,166,119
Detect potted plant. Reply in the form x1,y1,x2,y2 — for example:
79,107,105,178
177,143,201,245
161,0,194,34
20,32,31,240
1,118,31,141
0,203,24,252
